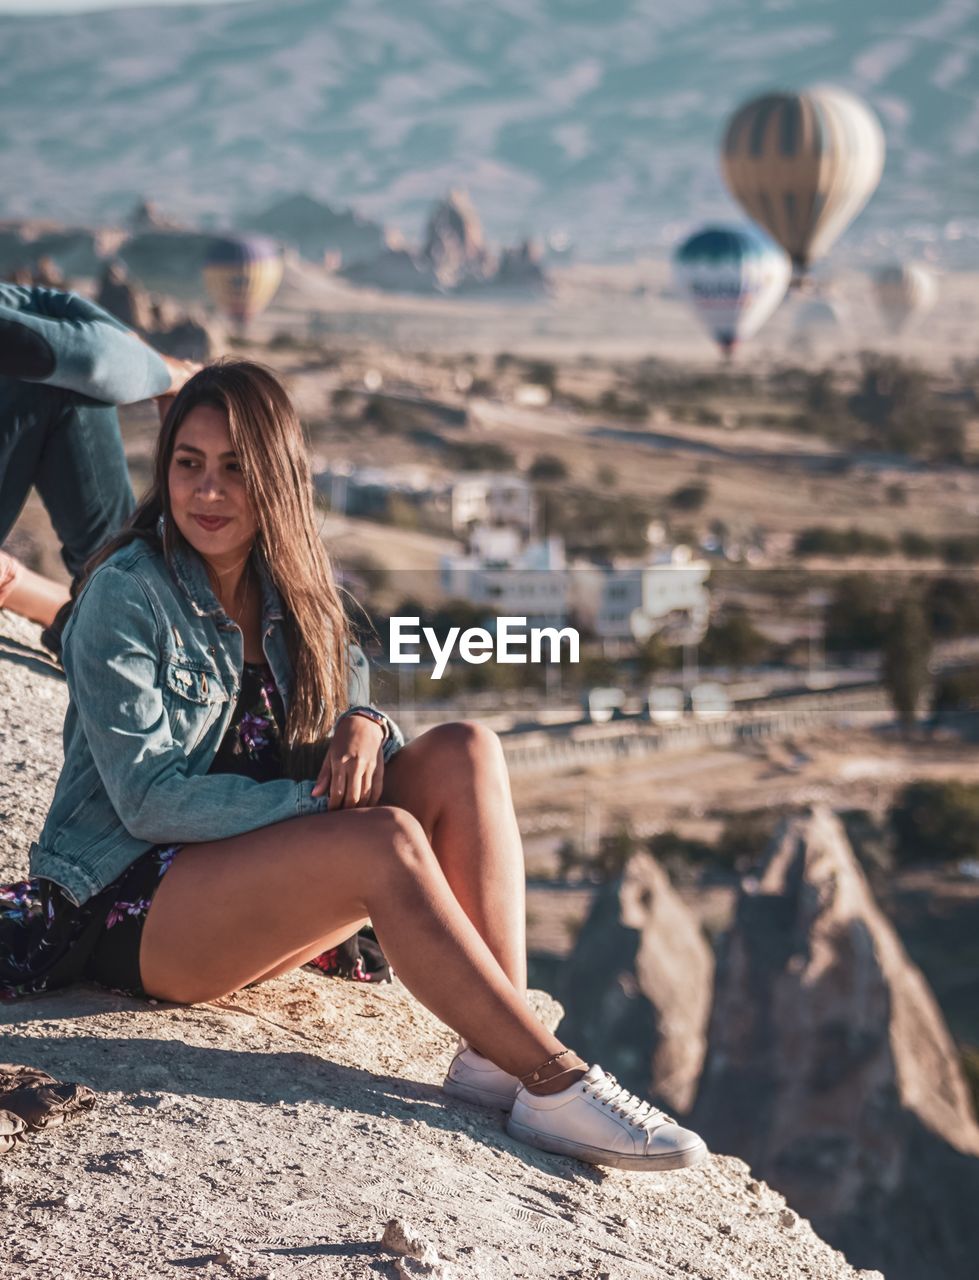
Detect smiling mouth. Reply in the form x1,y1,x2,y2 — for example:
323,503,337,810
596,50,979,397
192,515,232,531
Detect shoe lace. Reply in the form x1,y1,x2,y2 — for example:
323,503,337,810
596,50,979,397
582,1073,674,1131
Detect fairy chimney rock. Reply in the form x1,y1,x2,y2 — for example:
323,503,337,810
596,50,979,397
559,851,714,1113
422,189,496,288
96,260,154,332
694,805,979,1280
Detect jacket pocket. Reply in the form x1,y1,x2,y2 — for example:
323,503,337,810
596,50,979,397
161,661,227,752
163,662,224,704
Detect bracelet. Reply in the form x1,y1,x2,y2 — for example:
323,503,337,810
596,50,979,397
337,706,389,741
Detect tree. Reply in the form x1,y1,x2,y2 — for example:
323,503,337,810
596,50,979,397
636,634,678,677
528,453,568,482
890,781,979,865
594,821,642,881
881,591,932,732
523,360,558,391
668,482,710,513
700,610,770,669
848,353,966,462
925,576,979,639
825,575,890,653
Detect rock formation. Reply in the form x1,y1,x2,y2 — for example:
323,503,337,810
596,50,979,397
557,852,714,1112
489,238,548,293
25,256,65,289
117,229,218,300
0,612,882,1280
247,193,390,268
127,198,184,233
0,220,124,281
339,191,550,297
693,805,979,1280
422,189,496,289
340,246,439,294
95,260,221,361
148,314,222,363
96,259,154,331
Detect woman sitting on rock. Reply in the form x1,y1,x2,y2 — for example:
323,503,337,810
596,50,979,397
23,359,707,1172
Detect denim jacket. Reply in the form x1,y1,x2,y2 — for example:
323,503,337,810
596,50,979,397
29,531,403,907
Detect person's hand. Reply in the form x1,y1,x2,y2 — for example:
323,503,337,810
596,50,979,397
155,393,176,427
161,355,202,394
154,357,201,425
312,714,385,809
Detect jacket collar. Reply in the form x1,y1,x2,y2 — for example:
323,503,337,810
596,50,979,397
157,515,285,627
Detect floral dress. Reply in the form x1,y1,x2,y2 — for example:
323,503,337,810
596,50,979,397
1,662,290,1000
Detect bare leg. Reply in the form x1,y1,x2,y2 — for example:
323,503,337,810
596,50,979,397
0,550,70,628
380,722,527,993
138,806,565,1077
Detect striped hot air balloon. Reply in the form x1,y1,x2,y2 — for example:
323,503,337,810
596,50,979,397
202,235,283,326
721,86,886,280
873,262,937,335
673,225,791,358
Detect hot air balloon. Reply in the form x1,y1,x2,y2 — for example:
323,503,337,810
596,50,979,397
203,234,283,327
792,296,847,336
721,86,885,280
873,262,937,334
790,295,848,356
672,225,791,357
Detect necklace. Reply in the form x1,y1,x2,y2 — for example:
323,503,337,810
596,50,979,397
226,559,254,630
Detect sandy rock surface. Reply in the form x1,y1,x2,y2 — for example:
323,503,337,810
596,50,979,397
2,974,882,1280
0,612,882,1279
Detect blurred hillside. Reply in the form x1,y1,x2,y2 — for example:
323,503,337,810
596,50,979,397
0,0,976,264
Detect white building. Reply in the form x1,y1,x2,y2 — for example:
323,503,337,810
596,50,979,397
450,473,537,536
572,546,710,644
440,527,569,629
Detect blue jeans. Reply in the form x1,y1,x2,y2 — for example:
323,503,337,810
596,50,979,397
0,383,134,579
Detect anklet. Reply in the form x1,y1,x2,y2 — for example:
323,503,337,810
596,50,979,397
522,1065,584,1090
519,1048,573,1086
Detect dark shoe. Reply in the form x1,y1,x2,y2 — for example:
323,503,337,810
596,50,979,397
39,598,74,661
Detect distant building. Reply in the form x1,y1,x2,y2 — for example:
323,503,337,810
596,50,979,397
315,463,444,519
440,527,569,629
572,546,710,645
450,474,537,536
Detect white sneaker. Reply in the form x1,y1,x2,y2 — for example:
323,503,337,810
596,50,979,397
442,1045,520,1110
506,1064,708,1171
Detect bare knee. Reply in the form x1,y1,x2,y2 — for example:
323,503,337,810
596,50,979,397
420,720,506,775
362,805,436,875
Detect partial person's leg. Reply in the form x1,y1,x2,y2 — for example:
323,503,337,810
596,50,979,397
380,722,527,993
0,550,69,627
0,384,56,546
32,390,135,578
0,386,77,627
138,806,565,1078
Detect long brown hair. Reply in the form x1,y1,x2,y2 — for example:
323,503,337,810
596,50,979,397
86,359,349,778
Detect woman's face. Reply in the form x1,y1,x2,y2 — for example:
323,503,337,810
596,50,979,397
168,405,258,568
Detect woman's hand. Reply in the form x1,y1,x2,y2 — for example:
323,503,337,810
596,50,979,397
161,355,202,394
155,358,202,426
312,714,385,809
